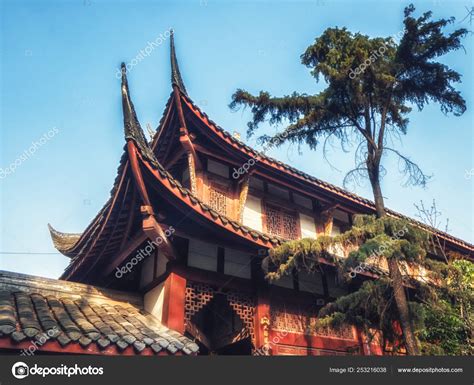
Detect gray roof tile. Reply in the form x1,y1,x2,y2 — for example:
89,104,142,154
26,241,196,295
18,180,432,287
0,271,197,355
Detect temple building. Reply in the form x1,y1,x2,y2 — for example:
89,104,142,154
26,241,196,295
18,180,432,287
0,32,472,356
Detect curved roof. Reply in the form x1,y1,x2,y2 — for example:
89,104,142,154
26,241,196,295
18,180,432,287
47,224,81,255
50,33,472,281
53,63,283,282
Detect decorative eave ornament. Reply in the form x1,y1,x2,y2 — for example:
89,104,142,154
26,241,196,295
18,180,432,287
170,29,188,96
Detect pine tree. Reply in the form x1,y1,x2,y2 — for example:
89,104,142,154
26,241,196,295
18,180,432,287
230,5,467,355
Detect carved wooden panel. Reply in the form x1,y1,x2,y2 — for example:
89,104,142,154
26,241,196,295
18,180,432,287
282,211,298,239
209,186,228,216
273,345,354,355
264,204,298,239
226,291,255,344
270,303,355,340
184,283,215,323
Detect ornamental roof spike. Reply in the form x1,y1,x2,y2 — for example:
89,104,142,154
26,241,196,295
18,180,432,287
120,63,156,163
170,29,188,95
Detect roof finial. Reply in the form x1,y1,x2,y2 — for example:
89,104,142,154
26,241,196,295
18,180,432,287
146,123,156,140
120,62,148,145
170,29,188,95
120,62,159,164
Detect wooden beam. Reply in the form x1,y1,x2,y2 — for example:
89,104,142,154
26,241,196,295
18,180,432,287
103,231,148,277
169,264,254,294
165,147,187,169
128,141,152,207
141,205,176,260
118,185,137,252
173,85,202,176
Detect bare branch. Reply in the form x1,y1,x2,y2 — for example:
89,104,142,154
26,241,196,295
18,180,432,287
384,147,432,187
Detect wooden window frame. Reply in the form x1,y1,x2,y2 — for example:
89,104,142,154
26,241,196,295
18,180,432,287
261,201,301,240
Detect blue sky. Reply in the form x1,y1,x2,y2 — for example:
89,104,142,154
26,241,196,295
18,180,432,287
1,0,472,279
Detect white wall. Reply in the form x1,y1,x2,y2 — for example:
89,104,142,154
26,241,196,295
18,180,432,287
299,213,317,238
242,194,263,231
144,281,165,321
155,251,167,277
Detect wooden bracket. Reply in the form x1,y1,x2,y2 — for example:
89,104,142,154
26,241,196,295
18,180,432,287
141,205,176,260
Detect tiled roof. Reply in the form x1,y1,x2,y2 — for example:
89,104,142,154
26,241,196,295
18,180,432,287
136,147,282,247
0,271,199,355
179,92,474,254
47,224,81,255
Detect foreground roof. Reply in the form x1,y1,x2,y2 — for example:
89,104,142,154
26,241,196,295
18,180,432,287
0,271,198,355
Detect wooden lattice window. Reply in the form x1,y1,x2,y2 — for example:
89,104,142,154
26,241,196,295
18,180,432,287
264,204,298,239
184,282,256,347
209,186,228,216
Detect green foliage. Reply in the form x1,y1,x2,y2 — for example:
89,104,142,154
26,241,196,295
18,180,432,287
266,214,428,280
418,260,473,355
317,280,425,350
315,260,473,355
420,299,471,355
230,4,467,189
266,235,334,281
265,215,473,355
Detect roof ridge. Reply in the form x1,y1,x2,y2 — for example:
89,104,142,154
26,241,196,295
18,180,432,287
0,270,142,306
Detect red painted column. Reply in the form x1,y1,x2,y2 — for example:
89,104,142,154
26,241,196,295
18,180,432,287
161,272,187,334
357,328,371,355
357,328,384,355
254,286,271,355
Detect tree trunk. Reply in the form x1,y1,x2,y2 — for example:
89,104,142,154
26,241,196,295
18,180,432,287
387,257,420,355
368,167,420,355
369,172,386,218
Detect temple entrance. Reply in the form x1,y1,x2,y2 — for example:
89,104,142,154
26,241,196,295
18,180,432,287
186,293,253,355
